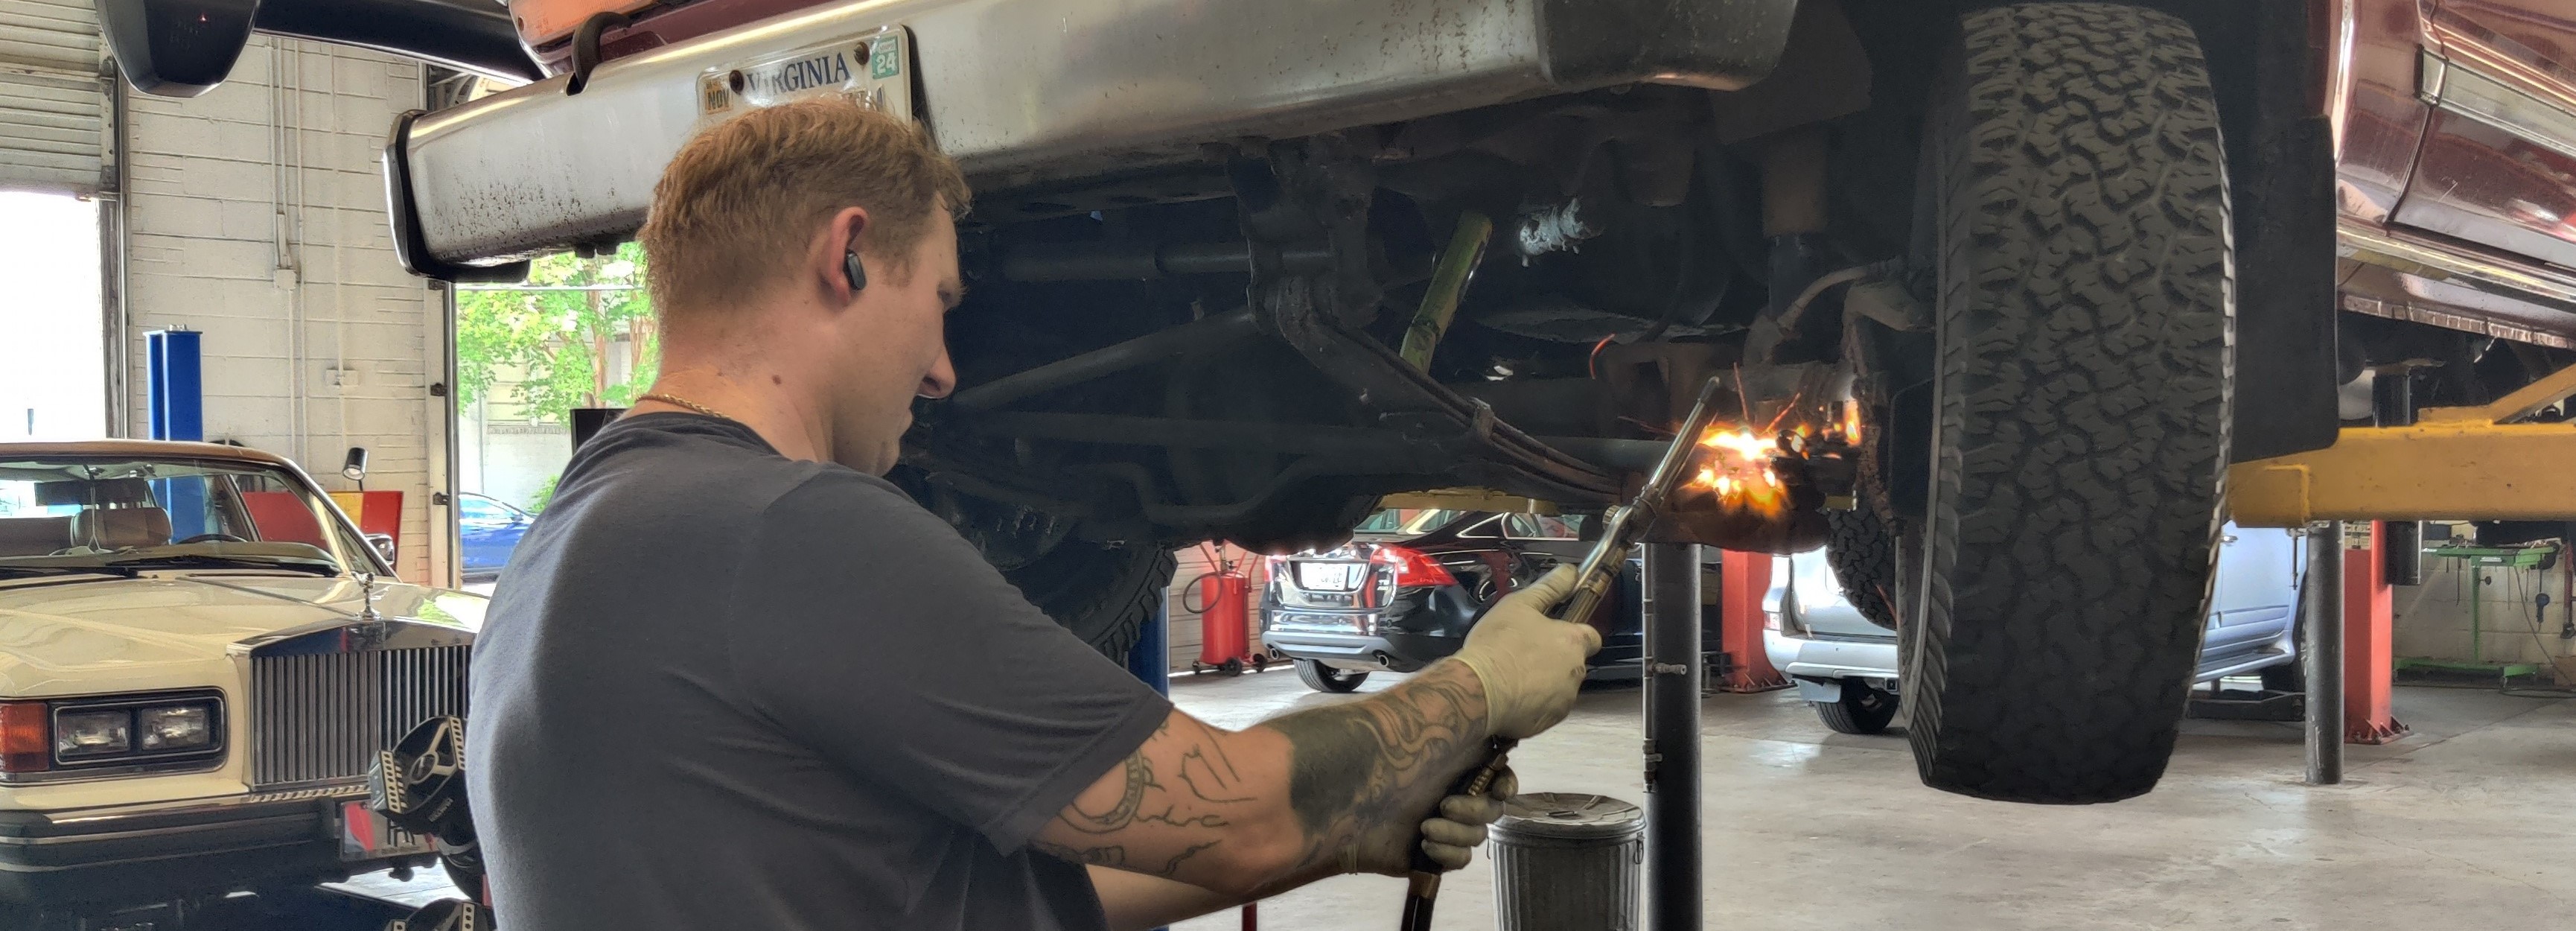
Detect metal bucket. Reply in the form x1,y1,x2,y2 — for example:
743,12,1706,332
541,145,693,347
1490,792,1644,931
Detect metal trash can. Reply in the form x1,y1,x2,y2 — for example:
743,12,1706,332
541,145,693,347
1490,792,1644,931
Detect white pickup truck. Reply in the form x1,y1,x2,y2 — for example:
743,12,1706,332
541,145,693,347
104,0,2545,807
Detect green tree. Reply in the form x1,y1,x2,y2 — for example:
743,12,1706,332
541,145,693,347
526,474,561,513
455,243,659,424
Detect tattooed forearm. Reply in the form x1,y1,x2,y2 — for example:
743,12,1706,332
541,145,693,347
1258,661,1492,872
1040,662,1493,901
1036,714,1252,878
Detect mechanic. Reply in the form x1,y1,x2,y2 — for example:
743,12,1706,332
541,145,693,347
465,97,1604,931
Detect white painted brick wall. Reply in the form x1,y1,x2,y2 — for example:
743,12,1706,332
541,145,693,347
121,36,448,585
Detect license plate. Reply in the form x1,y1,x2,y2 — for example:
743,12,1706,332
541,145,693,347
1296,562,1368,592
339,801,436,862
1301,591,1355,607
698,27,916,125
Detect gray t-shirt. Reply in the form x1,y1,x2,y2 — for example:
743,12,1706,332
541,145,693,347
467,413,1171,930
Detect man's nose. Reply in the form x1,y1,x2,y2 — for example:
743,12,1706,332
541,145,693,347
919,348,957,400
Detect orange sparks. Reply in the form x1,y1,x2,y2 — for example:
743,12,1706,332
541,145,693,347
1689,427,1788,515
1699,428,1774,461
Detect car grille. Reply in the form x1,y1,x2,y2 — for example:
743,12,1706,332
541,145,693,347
249,645,470,791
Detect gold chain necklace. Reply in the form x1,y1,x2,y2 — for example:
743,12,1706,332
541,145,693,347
638,393,732,422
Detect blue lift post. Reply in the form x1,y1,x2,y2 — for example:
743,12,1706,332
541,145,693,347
1125,603,1173,696
1121,603,1173,931
145,331,208,539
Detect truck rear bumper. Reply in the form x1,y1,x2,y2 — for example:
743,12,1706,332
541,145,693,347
392,0,1797,275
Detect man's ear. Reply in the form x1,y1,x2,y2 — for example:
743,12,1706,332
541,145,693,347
819,206,872,304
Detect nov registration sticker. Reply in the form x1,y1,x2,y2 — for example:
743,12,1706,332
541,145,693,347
698,27,916,124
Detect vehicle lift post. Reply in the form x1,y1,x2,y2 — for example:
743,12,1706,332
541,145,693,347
2343,372,2416,744
1715,553,1788,693
2304,521,2344,786
1642,542,1703,931
144,329,208,539
2344,521,2409,744
2238,362,2576,779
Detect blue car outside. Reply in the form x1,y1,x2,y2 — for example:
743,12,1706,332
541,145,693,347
459,492,534,580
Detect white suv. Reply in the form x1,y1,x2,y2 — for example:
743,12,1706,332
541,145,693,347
1765,524,2306,734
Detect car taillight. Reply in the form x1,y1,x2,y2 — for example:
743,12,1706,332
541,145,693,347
1373,545,1457,588
1763,609,1783,632
0,702,49,773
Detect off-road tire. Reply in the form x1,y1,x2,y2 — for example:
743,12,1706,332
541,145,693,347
1823,507,1902,631
1003,542,1176,661
1815,683,1901,735
1906,4,2234,804
1296,658,1371,693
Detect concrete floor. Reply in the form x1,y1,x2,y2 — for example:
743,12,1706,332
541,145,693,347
1167,670,2576,931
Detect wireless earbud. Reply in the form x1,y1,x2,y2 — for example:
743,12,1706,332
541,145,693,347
843,250,868,293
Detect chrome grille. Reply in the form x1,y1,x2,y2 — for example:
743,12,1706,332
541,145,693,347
250,645,470,791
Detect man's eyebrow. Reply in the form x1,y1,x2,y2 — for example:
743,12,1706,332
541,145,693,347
942,281,969,308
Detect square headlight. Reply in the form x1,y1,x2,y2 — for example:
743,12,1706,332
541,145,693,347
54,709,131,759
138,705,213,752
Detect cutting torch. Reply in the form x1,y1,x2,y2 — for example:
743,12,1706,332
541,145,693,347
1398,373,1732,931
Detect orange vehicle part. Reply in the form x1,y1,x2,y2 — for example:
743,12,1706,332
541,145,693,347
510,0,660,49
510,0,838,73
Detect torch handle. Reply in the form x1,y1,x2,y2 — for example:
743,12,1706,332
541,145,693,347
1395,374,1729,931
1543,372,1729,624
1550,562,1622,627
1400,737,1519,931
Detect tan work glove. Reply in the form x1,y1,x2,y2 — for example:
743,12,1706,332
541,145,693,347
1414,766,1518,871
1448,565,1602,739
1348,766,1520,875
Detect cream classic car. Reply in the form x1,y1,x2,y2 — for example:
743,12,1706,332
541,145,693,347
0,441,479,918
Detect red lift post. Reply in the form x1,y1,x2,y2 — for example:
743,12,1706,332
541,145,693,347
2344,522,2408,744
1717,551,1788,693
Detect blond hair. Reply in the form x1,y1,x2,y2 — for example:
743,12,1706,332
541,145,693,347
637,98,970,324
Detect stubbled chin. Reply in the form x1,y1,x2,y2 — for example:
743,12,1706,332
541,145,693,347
873,427,907,476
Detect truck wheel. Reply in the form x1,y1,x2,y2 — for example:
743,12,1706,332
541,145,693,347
1823,507,1901,631
1004,541,1176,661
1296,658,1371,693
1904,4,2233,804
2258,654,2304,693
895,471,1176,661
1815,683,1901,735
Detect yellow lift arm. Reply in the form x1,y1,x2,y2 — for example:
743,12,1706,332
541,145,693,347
2230,363,2576,527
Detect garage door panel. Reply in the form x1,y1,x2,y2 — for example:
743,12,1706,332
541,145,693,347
0,0,95,71
0,0,106,194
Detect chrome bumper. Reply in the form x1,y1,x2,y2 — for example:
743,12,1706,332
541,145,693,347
389,0,1798,276
0,787,413,903
1764,629,1897,679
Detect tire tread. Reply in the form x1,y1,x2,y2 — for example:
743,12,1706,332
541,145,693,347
1909,2,2234,804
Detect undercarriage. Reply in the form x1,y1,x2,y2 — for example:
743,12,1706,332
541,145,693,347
896,1,2276,804
115,0,2576,804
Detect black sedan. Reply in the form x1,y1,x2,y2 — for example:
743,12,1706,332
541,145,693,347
1260,509,1643,693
